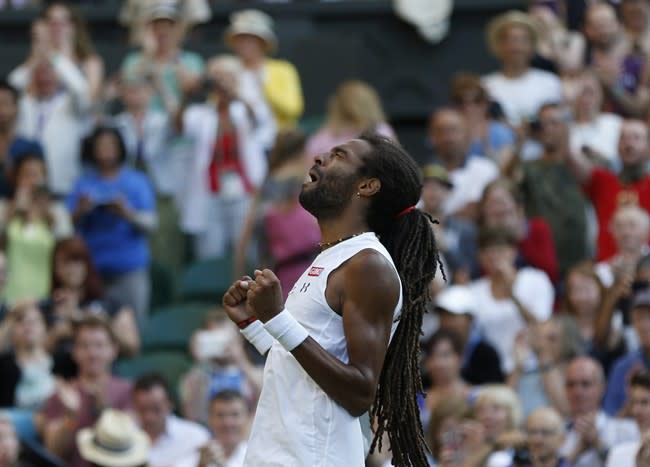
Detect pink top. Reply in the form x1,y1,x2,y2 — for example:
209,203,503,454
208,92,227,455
306,122,396,160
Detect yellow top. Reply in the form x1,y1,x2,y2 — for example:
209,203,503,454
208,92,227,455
263,59,304,128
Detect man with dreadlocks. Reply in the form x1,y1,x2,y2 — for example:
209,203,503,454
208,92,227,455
222,133,440,466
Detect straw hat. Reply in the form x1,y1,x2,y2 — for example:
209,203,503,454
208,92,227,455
486,10,538,56
77,410,150,467
225,9,277,54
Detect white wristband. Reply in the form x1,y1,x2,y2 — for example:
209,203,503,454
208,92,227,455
240,321,274,355
263,309,309,352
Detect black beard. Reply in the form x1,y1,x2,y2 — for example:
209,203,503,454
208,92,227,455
299,170,358,221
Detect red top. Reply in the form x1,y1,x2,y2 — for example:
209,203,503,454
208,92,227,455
584,167,650,261
208,127,252,194
519,217,559,284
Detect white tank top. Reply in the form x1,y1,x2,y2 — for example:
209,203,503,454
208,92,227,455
243,232,402,467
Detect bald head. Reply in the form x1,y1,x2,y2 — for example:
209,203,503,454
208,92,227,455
566,357,605,416
428,108,468,166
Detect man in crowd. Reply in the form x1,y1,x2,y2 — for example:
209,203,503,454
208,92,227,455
42,316,132,467
568,119,650,261
526,407,570,467
607,372,650,466
519,103,589,275
605,289,650,414
562,356,638,467
427,107,498,221
132,373,210,467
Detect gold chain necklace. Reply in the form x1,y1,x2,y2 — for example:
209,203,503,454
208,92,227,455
318,232,369,250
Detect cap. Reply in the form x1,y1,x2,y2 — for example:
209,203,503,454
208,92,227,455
422,164,454,189
633,289,650,309
435,286,476,317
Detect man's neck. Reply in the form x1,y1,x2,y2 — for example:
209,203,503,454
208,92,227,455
318,213,370,249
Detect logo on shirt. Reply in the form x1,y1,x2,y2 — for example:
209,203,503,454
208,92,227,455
308,267,324,277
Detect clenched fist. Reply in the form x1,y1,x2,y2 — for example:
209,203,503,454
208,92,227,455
247,269,284,322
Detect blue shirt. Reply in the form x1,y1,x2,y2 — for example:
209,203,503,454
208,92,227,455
603,350,649,415
67,167,155,274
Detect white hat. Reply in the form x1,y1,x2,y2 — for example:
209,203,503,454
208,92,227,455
225,9,277,54
77,410,150,467
435,286,476,317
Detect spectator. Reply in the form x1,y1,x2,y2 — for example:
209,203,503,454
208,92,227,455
483,11,563,126
434,285,504,385
234,129,320,297
427,108,499,220
469,227,554,375
604,288,650,416
0,301,55,409
518,102,589,276
14,50,90,195
10,3,103,107
77,409,149,467
569,71,622,166
563,262,625,374
42,315,132,467
42,237,140,379
306,81,395,159
606,371,650,466
466,385,525,467
567,119,650,262
479,178,559,284
132,373,210,467
225,9,303,129
524,407,570,467
0,81,42,198
68,126,156,324
420,329,471,428
425,396,482,467
0,413,36,467
509,316,581,417
2,153,72,304
419,164,478,283
528,0,585,75
450,73,515,166
113,74,184,272
179,56,267,260
178,390,251,467
584,2,649,118
180,309,262,425
121,2,204,114
562,356,638,467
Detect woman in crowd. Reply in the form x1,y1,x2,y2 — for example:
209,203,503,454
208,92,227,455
179,308,262,425
509,315,582,417
9,2,104,106
564,261,625,374
1,153,72,304
233,128,320,297
306,80,395,158
0,301,56,409
225,9,303,129
420,329,471,429
450,73,515,165
67,126,156,325
42,236,140,379
479,178,558,283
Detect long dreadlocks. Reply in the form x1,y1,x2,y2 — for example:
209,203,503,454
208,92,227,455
358,132,444,466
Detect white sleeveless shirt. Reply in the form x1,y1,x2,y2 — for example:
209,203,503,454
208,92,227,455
243,232,403,467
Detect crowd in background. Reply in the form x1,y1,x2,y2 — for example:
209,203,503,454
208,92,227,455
5,0,650,466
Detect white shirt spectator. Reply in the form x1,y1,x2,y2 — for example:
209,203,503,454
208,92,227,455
482,69,562,126
147,415,211,467
469,267,554,374
606,440,640,467
570,113,622,167
444,156,499,215
561,411,638,467
12,55,90,194
177,442,247,467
